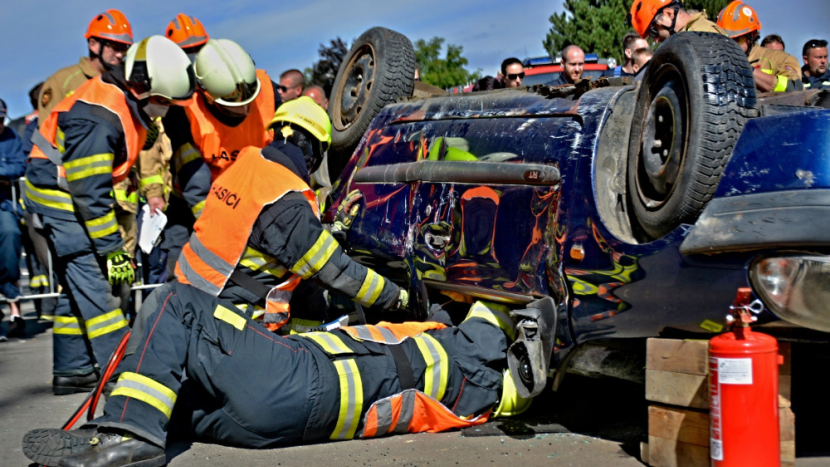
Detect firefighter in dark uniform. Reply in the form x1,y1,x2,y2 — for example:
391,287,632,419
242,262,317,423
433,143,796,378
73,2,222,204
23,36,196,395
159,38,281,280
717,1,802,92
22,99,541,467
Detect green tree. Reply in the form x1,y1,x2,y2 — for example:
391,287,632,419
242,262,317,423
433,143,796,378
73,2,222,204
304,37,350,97
414,37,481,89
544,0,729,64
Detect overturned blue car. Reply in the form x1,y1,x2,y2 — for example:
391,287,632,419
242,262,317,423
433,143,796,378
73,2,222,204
322,28,830,387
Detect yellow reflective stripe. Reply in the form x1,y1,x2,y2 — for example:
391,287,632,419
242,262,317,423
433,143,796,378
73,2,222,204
292,230,339,279
29,274,49,288
56,128,66,153
464,301,516,341
239,247,288,277
24,178,74,212
774,75,789,92
53,315,84,335
331,358,363,440
414,334,448,401
191,199,205,218
114,189,138,204
111,372,177,419
85,309,128,339
214,305,246,331
139,174,164,188
85,210,119,239
63,153,114,182
304,332,352,355
174,143,201,172
355,268,385,307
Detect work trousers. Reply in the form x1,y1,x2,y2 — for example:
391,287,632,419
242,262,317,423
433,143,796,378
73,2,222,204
0,209,22,300
93,281,507,449
38,214,129,376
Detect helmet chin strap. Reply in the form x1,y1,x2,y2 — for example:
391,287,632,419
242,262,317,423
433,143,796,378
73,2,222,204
666,4,680,35
89,39,114,72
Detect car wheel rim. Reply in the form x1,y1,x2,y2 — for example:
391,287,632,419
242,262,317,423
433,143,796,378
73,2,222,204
636,68,688,210
333,44,376,131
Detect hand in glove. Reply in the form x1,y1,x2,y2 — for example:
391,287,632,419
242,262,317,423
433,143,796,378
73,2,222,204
106,250,136,285
394,289,410,311
332,190,363,244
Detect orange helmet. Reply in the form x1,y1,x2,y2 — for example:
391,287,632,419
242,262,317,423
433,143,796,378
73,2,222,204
629,0,680,38
717,1,762,39
166,14,209,49
85,9,133,45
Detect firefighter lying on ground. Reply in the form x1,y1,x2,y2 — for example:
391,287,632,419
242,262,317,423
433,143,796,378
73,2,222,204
22,97,553,467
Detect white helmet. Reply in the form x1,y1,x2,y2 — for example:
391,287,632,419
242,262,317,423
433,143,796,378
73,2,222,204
125,35,196,101
194,38,260,107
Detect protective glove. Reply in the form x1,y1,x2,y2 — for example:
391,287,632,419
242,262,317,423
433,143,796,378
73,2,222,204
106,250,136,285
394,289,410,311
332,189,363,244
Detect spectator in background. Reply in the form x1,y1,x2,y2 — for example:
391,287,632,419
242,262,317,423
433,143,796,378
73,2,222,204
547,45,585,86
605,32,650,77
473,75,503,92
802,39,830,90
303,84,329,110
279,69,305,102
761,34,785,51
414,64,421,81
501,57,524,88
0,98,28,340
632,47,654,74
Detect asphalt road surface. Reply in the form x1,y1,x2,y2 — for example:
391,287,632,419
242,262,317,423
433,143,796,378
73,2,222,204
2,310,828,467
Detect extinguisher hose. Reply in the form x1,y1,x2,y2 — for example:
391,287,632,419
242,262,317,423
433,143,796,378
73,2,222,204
61,331,131,431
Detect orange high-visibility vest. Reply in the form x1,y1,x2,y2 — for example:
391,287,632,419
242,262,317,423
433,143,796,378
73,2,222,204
186,69,275,180
175,146,318,330
30,76,146,185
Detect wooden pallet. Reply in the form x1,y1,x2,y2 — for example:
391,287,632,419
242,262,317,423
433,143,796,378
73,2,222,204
642,338,794,467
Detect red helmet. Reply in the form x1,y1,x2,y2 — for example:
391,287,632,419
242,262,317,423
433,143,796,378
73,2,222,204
717,1,762,39
629,0,678,38
85,9,133,45
166,14,209,49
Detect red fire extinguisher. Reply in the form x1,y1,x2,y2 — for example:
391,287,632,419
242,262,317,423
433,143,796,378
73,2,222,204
709,287,780,466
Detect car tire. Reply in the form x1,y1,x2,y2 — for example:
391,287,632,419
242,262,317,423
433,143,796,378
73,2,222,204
328,27,416,164
627,32,758,239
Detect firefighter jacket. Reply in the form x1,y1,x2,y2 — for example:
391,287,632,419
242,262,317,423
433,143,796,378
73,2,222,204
24,72,148,256
802,66,830,90
163,70,279,220
175,145,401,330
682,11,727,35
748,46,803,92
37,57,99,128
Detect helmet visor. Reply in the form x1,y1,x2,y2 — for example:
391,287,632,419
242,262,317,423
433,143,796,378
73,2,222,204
215,78,261,107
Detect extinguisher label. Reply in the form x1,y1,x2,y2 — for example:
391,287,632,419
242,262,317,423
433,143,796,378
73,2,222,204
716,357,753,384
711,438,724,461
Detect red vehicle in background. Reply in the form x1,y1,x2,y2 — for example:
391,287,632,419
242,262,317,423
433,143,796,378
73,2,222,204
522,54,616,86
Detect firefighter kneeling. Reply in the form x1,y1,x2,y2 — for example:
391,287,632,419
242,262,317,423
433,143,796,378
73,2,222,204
22,98,553,467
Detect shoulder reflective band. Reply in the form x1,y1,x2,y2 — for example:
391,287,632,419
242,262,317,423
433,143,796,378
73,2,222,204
85,308,128,339
53,315,84,335
413,334,448,401
304,332,353,355
344,325,401,344
464,302,516,341
214,305,246,331
111,372,177,419
331,358,363,440
63,153,114,182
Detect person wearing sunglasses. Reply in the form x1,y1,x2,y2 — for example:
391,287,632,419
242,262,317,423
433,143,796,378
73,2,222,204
629,0,725,43
279,69,306,101
802,39,830,90
717,1,802,93
157,38,282,280
24,35,195,396
500,57,525,88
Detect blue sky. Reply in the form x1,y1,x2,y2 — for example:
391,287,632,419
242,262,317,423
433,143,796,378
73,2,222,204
2,0,828,120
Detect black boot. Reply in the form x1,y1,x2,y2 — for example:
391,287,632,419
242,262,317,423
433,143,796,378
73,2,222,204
58,430,166,467
9,315,26,337
53,372,99,395
22,428,97,467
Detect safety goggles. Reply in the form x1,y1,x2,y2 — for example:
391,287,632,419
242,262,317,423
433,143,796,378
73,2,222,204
506,72,525,80
102,39,130,54
806,39,828,50
220,80,259,105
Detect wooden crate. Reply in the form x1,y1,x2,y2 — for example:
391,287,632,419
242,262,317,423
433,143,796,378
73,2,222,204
644,339,794,467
